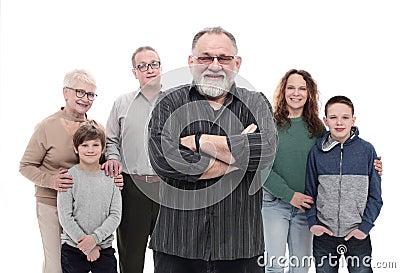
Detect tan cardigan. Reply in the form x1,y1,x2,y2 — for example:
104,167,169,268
20,108,86,207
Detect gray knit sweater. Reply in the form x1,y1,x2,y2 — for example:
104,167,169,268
57,165,122,249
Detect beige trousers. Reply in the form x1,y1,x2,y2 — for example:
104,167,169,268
36,201,62,273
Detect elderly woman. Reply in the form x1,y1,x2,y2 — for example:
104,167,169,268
19,69,122,273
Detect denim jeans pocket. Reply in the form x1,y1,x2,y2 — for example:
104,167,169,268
262,190,278,206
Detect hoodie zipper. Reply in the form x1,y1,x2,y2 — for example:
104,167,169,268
337,143,344,234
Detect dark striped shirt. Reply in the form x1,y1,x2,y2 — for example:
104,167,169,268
148,83,277,260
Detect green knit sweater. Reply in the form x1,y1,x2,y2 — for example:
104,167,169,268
262,117,319,203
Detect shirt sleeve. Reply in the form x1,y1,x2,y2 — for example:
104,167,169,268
57,173,86,243
305,147,319,228
105,100,122,161
358,145,383,234
19,122,54,189
263,168,295,203
148,94,211,183
92,184,122,245
227,92,277,172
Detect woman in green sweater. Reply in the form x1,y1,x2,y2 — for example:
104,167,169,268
261,69,326,273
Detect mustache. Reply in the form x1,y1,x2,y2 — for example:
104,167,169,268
201,70,226,78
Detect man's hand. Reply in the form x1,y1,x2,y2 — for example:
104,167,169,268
52,169,73,192
345,229,367,241
101,159,122,178
113,174,124,190
179,123,258,153
180,135,196,151
310,225,333,236
290,192,314,211
241,123,257,134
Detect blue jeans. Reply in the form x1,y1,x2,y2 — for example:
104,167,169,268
313,234,373,273
261,190,312,273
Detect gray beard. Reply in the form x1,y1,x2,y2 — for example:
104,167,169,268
191,67,236,98
197,73,235,98
197,83,226,98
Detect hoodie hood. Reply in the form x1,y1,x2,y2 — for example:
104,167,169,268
317,126,359,152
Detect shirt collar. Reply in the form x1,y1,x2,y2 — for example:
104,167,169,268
60,107,87,122
133,84,164,101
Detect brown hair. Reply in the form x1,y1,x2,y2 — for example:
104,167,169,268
73,120,106,152
131,46,160,67
273,69,325,138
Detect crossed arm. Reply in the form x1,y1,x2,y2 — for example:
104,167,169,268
180,124,257,179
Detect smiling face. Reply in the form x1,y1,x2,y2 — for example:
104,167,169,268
75,138,104,167
324,103,356,144
189,33,242,99
63,81,96,118
285,73,308,118
132,49,162,90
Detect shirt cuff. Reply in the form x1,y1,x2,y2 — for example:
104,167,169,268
358,220,374,235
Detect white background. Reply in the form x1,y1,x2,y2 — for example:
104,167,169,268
1,0,398,272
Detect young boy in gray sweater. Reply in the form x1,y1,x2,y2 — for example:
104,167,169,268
57,120,122,273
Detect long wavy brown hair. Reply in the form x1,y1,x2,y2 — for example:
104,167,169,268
273,69,325,138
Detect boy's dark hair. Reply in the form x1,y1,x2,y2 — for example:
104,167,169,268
73,120,106,152
324,95,354,116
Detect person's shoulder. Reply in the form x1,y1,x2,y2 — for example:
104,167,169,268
95,170,115,188
163,84,190,96
114,91,137,104
42,109,64,121
158,84,191,103
234,86,258,96
236,87,267,99
67,165,80,175
309,142,319,154
100,171,114,182
234,87,271,107
349,128,375,150
33,109,64,130
356,136,377,153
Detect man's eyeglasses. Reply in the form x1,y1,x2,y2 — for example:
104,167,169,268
65,87,97,101
134,61,161,72
192,56,236,65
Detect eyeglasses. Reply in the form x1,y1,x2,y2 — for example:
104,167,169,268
65,87,97,101
192,56,236,65
134,61,161,72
